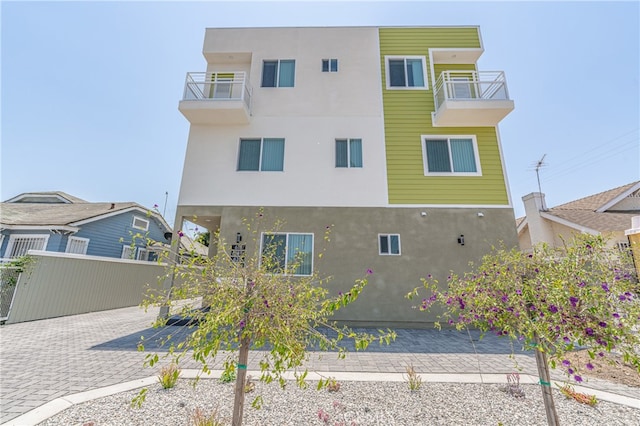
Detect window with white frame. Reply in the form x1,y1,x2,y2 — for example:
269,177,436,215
5,234,49,258
385,56,427,89
237,138,285,171
422,135,481,176
136,248,149,261
121,245,135,260
261,232,313,275
66,236,90,255
261,60,295,87
379,234,401,255
322,59,338,72
132,216,149,231
335,138,363,168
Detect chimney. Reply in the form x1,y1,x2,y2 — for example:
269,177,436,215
110,203,115,209
522,192,555,246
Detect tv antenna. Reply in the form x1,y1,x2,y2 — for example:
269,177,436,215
534,154,546,195
534,154,547,210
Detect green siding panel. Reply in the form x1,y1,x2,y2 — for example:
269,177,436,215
379,27,509,206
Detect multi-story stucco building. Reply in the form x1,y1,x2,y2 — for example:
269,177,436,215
173,26,517,327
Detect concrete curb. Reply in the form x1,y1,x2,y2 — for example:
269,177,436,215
3,370,639,425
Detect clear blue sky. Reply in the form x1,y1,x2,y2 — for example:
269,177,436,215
2,1,639,227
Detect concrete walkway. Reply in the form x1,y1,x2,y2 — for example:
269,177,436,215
1,306,639,425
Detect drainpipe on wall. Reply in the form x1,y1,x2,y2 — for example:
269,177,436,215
624,216,640,277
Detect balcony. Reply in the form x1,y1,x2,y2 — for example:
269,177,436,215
178,72,252,124
432,71,514,127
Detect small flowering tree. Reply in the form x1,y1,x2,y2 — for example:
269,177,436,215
409,233,639,426
139,211,395,426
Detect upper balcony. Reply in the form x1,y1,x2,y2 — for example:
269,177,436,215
432,70,514,127
178,72,252,125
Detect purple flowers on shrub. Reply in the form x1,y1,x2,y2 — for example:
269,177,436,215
585,328,594,336
548,305,558,313
569,296,579,307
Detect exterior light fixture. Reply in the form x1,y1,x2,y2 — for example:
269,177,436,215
457,235,465,246
477,212,484,217
421,211,427,217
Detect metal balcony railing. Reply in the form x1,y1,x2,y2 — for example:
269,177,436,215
182,71,252,112
434,71,510,111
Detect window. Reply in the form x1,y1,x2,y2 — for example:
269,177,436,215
262,60,295,87
237,138,285,171
261,232,313,275
379,234,401,255
132,216,149,231
335,139,363,168
386,56,427,89
66,237,89,255
422,136,481,175
322,59,338,72
136,248,149,261
5,234,49,258
121,245,135,259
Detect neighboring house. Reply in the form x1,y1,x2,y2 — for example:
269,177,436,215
173,26,517,326
0,192,172,261
517,181,640,252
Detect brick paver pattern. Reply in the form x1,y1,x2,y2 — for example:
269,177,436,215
1,306,639,424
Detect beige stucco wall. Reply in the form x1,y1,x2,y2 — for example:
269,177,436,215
175,205,518,327
519,219,628,251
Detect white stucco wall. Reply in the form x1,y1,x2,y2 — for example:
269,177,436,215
178,116,388,207
179,27,388,207
202,27,382,117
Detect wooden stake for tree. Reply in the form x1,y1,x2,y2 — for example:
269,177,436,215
534,333,560,426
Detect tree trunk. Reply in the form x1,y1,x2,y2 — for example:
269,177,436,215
232,335,250,426
534,334,560,426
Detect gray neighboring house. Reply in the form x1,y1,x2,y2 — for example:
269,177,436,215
0,191,172,261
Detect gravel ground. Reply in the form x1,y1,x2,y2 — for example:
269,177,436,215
40,379,639,426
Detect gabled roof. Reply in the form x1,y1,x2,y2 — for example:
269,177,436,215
1,192,170,231
518,182,640,235
551,182,640,212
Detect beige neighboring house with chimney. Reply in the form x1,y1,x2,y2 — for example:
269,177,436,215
517,181,640,252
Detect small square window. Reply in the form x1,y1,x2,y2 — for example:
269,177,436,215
379,234,401,255
322,59,338,72
132,216,149,231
